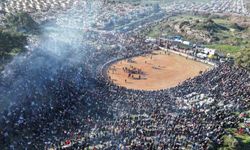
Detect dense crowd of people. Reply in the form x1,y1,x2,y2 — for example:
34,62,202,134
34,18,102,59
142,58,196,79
51,63,249,150
0,26,249,150
0,1,249,150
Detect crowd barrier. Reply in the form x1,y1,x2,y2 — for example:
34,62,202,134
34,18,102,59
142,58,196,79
159,47,217,67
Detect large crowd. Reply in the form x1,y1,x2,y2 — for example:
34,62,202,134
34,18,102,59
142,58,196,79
165,0,249,16
0,1,249,150
51,63,249,150
1,26,249,150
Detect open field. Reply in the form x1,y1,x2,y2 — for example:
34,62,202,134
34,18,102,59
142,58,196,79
107,50,211,91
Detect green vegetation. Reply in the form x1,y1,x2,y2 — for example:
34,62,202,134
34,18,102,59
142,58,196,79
220,129,250,150
236,49,250,70
0,29,27,70
236,134,250,148
4,12,40,34
219,110,250,150
146,13,250,71
206,44,241,55
220,134,239,150
0,12,39,70
147,24,176,38
147,14,250,56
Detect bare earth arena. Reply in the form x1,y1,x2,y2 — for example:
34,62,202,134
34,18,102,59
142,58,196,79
107,50,212,91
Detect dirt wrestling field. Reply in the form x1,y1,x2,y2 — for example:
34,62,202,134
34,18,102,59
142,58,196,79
107,50,212,91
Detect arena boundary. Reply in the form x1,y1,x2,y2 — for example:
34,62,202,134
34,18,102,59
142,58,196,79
159,47,217,67
100,48,216,91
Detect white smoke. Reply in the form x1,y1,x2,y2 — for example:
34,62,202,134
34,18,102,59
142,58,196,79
0,0,105,110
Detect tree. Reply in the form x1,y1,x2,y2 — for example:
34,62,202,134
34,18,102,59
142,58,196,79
4,12,40,34
0,29,27,52
236,49,250,70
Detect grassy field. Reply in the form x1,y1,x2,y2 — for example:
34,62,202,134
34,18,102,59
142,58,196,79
206,44,242,55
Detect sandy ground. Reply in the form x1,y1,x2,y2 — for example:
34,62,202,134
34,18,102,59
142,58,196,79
107,50,212,91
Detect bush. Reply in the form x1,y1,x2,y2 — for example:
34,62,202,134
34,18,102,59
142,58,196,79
236,49,250,70
4,12,40,34
0,29,27,54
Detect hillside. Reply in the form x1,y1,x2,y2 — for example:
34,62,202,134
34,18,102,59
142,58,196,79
147,14,250,55
3,12,40,33
0,12,39,70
